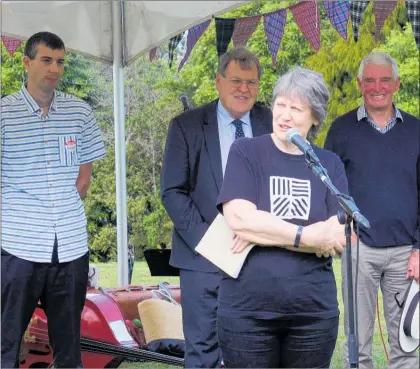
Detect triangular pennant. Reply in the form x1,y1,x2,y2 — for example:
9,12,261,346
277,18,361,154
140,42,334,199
374,1,398,42
215,18,236,56
1,36,23,57
149,47,157,62
231,15,261,47
323,0,350,40
350,1,370,42
178,19,211,71
405,0,420,49
168,33,184,68
263,9,287,65
289,0,321,52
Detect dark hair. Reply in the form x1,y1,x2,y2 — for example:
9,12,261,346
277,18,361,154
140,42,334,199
217,47,262,80
24,32,65,60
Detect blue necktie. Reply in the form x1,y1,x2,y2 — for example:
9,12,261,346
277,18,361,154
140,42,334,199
232,119,245,139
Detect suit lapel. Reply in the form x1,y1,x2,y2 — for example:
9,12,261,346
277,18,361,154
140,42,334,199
250,107,271,137
203,101,223,191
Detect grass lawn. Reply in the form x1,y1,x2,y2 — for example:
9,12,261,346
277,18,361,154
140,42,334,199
96,259,390,368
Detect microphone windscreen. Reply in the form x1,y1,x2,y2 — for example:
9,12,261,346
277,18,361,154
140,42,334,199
286,128,299,143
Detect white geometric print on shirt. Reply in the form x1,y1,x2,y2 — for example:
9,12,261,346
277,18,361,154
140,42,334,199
270,176,311,220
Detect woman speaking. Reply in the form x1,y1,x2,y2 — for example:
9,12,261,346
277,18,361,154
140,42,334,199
217,67,348,368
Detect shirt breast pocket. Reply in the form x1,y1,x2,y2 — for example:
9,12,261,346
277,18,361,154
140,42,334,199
58,135,80,166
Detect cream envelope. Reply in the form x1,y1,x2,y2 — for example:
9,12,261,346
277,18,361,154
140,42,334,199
195,214,255,278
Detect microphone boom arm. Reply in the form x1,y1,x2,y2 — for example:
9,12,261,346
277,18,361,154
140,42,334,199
306,159,370,229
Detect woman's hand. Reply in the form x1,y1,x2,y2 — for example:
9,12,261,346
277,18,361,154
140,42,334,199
301,216,346,257
232,233,252,254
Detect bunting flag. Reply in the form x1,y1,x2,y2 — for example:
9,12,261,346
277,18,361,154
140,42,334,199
323,1,350,40
178,19,211,71
373,1,398,42
215,18,236,56
149,47,157,62
406,0,420,49
350,1,370,42
231,15,261,47
289,0,321,52
1,36,23,56
263,9,287,65
168,33,184,68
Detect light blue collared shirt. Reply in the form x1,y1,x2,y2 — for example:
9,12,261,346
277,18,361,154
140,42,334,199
217,101,253,175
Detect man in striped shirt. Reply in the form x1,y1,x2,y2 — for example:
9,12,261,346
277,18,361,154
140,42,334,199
1,32,106,368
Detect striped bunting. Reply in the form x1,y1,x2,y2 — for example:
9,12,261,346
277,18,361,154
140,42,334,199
323,1,350,40
178,19,211,71
215,17,236,56
263,9,287,65
149,47,157,62
168,33,184,68
373,1,398,42
290,0,321,52
406,0,420,49
232,15,261,47
350,0,370,42
1,36,23,56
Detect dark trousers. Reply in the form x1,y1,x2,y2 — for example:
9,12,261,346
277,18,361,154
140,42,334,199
180,269,222,368
218,315,339,368
1,237,89,368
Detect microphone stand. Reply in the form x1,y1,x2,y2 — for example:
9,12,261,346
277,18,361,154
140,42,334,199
305,159,370,369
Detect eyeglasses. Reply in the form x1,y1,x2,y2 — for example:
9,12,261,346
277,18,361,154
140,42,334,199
222,75,259,89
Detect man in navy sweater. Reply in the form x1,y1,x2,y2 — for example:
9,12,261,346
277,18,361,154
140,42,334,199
325,52,419,369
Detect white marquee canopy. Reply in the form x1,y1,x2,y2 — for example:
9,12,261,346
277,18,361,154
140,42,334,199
1,1,246,64
1,1,247,285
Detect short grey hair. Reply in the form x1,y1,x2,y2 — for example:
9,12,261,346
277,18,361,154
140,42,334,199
217,47,262,80
358,52,399,80
272,67,330,139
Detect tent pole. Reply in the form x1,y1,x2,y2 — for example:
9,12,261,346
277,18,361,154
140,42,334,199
112,0,128,286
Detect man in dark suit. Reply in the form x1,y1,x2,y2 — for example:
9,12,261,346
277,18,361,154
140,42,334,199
161,47,272,368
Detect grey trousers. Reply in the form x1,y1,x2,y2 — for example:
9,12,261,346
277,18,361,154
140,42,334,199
341,242,419,369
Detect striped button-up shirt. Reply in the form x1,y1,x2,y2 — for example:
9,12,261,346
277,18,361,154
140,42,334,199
1,85,106,263
357,103,403,133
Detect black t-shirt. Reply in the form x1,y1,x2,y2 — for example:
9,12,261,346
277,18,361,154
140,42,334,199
216,134,348,320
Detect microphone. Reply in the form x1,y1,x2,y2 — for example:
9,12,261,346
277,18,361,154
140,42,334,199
286,128,321,165
285,129,371,229
179,94,190,112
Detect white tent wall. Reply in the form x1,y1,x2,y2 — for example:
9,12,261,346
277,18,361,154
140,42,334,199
1,0,247,285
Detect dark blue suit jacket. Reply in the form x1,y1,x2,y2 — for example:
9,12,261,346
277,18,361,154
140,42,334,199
161,99,272,272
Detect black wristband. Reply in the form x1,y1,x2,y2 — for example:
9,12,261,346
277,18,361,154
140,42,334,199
294,226,303,248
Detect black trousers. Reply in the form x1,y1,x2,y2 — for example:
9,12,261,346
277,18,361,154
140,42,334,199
180,269,222,368
1,237,89,368
218,315,339,368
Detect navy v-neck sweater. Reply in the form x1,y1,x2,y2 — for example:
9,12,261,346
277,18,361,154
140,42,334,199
325,108,419,249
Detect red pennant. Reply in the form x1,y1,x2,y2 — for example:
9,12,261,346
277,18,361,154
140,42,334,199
1,36,23,57
289,0,320,52
232,15,261,47
373,1,398,42
149,47,157,62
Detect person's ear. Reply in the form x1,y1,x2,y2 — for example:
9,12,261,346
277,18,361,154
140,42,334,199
357,77,363,93
395,76,400,92
216,73,222,92
22,56,31,71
